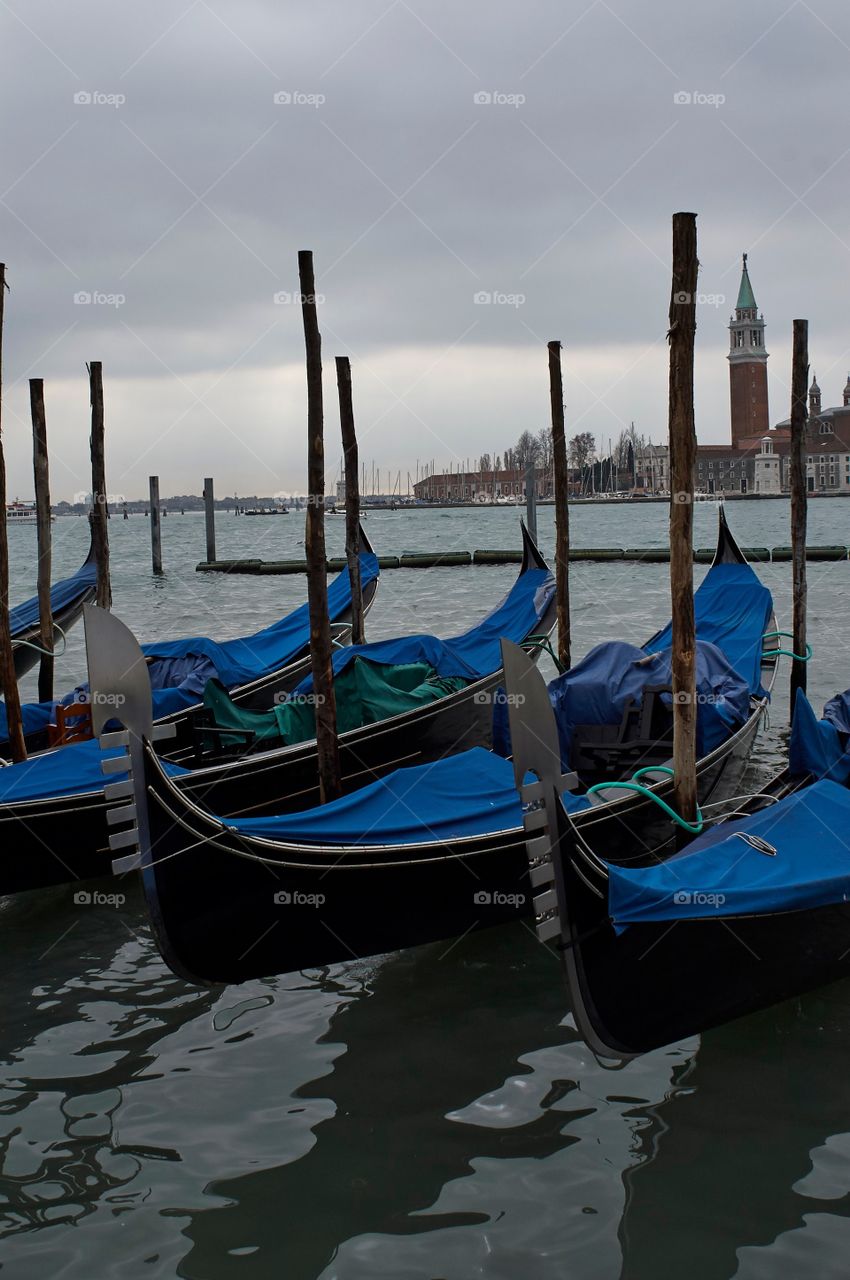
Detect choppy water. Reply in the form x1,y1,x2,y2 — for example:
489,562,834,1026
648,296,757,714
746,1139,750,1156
4,499,850,1278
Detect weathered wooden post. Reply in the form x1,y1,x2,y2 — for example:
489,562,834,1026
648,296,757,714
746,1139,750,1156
149,475,163,575
299,250,341,802
88,361,111,608
668,212,699,826
525,456,538,543
335,356,365,644
203,477,216,563
30,378,54,701
0,265,26,761
549,340,570,669
790,318,808,708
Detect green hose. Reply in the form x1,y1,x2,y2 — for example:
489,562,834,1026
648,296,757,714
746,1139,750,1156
521,634,565,673
586,777,704,833
762,630,812,662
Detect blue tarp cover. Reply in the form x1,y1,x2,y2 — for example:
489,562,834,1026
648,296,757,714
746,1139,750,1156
607,778,850,930
824,690,850,738
789,689,850,784
9,552,97,637
547,638,750,765
226,745,588,847
644,560,773,697
293,563,554,693
0,737,188,803
1,551,380,742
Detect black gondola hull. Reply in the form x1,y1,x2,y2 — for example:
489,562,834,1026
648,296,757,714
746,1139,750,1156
135,684,768,985
555,788,850,1058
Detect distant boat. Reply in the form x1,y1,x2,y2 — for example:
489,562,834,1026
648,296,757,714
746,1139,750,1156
243,506,288,516
6,500,53,525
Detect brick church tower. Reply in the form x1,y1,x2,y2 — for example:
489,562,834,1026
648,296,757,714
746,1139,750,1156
728,254,769,446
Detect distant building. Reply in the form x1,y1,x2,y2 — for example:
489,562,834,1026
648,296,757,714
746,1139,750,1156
412,466,555,503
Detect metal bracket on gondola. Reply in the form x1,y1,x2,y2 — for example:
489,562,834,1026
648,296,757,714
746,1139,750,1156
500,637,586,948
521,779,575,943
102,725,177,873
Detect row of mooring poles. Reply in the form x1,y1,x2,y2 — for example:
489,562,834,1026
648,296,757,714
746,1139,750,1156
0,267,114,758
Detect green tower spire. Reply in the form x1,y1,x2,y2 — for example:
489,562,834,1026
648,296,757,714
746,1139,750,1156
736,252,757,312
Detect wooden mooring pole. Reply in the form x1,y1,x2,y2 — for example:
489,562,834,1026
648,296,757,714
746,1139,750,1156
668,212,699,826
30,379,54,702
0,264,26,762
88,361,111,608
299,250,341,803
203,477,216,562
335,356,365,645
790,318,808,709
525,456,538,544
549,340,570,670
149,475,163,575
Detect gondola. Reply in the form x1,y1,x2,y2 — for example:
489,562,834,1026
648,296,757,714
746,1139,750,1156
90,514,777,986
501,639,850,1060
9,538,97,678
0,524,554,896
0,528,380,758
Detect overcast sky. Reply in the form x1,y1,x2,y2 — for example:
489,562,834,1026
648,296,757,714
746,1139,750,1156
2,0,848,501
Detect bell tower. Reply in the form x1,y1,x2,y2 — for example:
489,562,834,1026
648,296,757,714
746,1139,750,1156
728,253,769,447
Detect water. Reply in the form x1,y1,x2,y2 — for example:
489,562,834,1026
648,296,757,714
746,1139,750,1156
3,499,850,1278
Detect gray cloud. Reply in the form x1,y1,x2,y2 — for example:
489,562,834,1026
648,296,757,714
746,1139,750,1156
2,0,849,498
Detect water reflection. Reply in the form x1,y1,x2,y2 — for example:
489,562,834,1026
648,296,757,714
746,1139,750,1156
179,927,694,1280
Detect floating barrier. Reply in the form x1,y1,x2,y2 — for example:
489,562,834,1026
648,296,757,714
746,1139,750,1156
473,549,523,564
400,551,471,568
623,548,669,563
771,545,848,562
570,547,624,561
196,545,850,573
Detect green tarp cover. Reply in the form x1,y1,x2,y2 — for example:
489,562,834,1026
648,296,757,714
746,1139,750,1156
202,658,468,750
